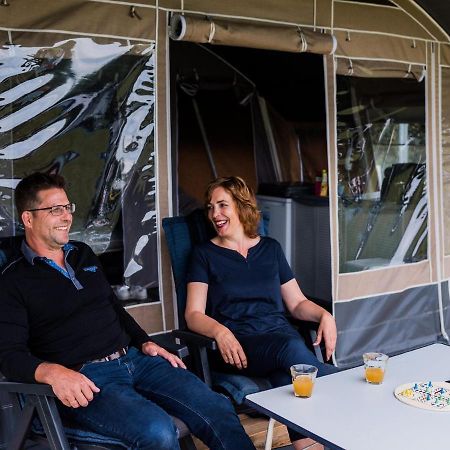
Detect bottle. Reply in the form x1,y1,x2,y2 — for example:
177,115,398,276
314,175,322,196
320,169,328,197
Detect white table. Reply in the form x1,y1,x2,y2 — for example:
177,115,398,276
246,343,450,450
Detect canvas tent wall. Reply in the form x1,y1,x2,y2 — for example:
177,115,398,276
1,0,450,368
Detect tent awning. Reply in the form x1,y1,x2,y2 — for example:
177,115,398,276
169,14,337,55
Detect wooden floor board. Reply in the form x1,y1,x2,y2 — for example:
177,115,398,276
192,413,290,450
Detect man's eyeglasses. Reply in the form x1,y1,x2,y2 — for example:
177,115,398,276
26,203,76,216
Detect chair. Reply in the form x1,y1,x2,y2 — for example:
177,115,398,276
162,210,328,448
0,338,196,450
0,247,196,450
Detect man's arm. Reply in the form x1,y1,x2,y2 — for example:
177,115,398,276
0,277,45,383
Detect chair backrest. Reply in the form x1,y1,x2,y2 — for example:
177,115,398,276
162,209,215,328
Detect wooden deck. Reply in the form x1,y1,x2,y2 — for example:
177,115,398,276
193,413,290,449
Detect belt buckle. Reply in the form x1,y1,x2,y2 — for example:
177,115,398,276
107,346,127,361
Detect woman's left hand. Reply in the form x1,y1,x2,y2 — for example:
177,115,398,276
313,312,337,361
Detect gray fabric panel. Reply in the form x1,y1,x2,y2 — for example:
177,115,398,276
335,284,440,368
441,281,450,337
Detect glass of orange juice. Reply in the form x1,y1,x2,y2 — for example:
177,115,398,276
290,364,318,398
363,352,389,384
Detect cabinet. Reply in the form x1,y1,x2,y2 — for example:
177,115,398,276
257,195,331,302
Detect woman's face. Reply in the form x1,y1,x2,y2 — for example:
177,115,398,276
207,186,243,238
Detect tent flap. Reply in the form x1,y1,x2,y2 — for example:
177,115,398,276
336,58,425,81
169,14,337,55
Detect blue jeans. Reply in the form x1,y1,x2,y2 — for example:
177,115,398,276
212,332,339,442
60,347,255,450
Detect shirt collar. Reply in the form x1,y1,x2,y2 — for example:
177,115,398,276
21,240,76,265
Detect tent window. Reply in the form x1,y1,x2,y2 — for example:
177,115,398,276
336,72,427,273
0,38,158,298
442,67,450,256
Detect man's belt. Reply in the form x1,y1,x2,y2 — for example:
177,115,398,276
70,346,129,371
90,346,129,363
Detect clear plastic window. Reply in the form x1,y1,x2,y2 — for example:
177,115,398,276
0,38,157,290
442,68,450,256
336,74,427,273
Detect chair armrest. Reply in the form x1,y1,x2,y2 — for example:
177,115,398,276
286,317,325,363
0,381,55,396
149,332,190,359
171,330,217,386
172,329,217,351
0,378,71,450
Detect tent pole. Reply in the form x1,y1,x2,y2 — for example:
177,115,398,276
191,97,218,179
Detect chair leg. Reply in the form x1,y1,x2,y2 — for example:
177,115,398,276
8,402,34,450
264,417,275,450
33,395,70,450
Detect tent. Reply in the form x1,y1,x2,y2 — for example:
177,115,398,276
1,0,450,367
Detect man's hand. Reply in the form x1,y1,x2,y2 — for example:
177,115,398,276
215,328,247,370
35,362,100,408
313,312,337,361
141,341,186,369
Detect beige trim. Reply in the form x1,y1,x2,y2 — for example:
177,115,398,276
426,42,438,283
169,14,337,54
126,303,164,334
325,55,339,304
336,261,431,301
155,9,176,331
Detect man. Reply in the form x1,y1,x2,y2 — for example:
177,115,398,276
0,172,255,450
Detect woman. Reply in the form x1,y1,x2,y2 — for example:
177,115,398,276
186,176,338,450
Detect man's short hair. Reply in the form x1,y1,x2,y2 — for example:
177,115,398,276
15,172,66,218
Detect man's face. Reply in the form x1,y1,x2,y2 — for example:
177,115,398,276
22,188,73,251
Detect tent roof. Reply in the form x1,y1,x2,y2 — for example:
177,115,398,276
415,0,450,37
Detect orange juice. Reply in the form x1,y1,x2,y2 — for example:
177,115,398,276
293,375,314,397
365,367,385,384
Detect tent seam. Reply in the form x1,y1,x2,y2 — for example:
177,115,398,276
0,26,154,43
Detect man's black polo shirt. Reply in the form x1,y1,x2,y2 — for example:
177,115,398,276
0,240,149,383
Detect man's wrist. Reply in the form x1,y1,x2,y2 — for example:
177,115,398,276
35,361,60,384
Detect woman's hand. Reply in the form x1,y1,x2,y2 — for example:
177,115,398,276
313,312,337,361
215,328,248,369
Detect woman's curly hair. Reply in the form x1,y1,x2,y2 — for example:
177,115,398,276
205,176,261,238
